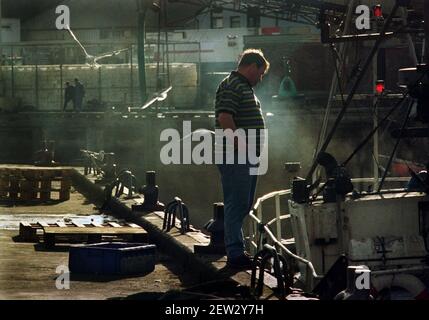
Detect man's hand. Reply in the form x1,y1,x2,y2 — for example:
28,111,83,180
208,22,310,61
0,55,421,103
218,112,237,131
217,112,247,150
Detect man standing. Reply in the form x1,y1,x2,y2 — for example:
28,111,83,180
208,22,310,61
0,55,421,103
63,82,75,111
74,78,85,111
215,49,269,268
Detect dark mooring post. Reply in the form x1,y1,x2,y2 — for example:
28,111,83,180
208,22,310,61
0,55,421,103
194,203,226,254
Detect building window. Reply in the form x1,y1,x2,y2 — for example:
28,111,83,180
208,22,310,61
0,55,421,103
247,16,260,28
211,16,224,29
112,30,123,39
100,29,111,39
247,7,260,28
230,16,241,28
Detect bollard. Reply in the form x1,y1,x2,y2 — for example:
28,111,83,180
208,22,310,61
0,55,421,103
194,203,226,254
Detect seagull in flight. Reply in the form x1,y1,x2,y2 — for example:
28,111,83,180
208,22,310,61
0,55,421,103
65,24,128,67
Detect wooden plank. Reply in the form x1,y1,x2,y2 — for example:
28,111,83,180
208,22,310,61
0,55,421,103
30,180,39,200
0,187,62,192
0,165,73,204
19,222,39,242
0,165,71,170
43,227,147,235
9,177,19,200
56,221,67,227
59,178,71,201
0,175,9,197
38,222,49,228
90,222,103,227
19,221,32,228
40,180,51,201
126,223,141,228
20,179,33,200
108,222,121,228
19,222,42,229
72,221,86,228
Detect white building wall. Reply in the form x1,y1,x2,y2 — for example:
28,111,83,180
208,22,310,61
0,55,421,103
147,28,259,63
196,10,319,31
1,18,21,42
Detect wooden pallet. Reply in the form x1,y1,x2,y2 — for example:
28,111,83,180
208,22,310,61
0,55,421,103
19,220,148,247
0,168,71,202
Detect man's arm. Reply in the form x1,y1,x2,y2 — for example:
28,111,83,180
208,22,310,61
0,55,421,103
217,112,237,131
217,112,246,149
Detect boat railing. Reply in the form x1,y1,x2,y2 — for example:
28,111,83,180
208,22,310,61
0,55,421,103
245,177,411,290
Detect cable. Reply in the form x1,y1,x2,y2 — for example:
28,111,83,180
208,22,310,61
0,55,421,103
311,45,345,179
305,2,401,182
369,93,387,174
328,44,385,189
342,65,429,168
311,94,417,199
342,95,408,167
312,1,355,182
377,98,414,192
330,44,346,106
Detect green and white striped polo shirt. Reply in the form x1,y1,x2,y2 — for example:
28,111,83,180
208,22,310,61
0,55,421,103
214,71,266,157
215,71,265,129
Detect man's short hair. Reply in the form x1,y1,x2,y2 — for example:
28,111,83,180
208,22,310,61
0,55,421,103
238,49,270,73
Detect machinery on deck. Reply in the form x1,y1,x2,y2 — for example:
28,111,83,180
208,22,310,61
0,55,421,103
81,149,117,180
248,0,429,300
288,179,429,298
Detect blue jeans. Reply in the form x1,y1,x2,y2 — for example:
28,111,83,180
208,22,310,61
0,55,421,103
217,163,258,259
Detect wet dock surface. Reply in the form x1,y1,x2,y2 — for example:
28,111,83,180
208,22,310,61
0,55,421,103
0,185,192,300
0,165,276,300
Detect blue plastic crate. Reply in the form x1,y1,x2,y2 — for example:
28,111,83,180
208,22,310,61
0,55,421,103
69,242,157,275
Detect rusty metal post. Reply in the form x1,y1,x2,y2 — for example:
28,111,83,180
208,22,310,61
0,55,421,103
425,0,429,62
60,64,63,110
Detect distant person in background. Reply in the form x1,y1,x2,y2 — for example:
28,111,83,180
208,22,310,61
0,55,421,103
74,78,85,111
63,82,75,111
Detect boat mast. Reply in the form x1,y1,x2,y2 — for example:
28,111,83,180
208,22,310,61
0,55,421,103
372,50,379,191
